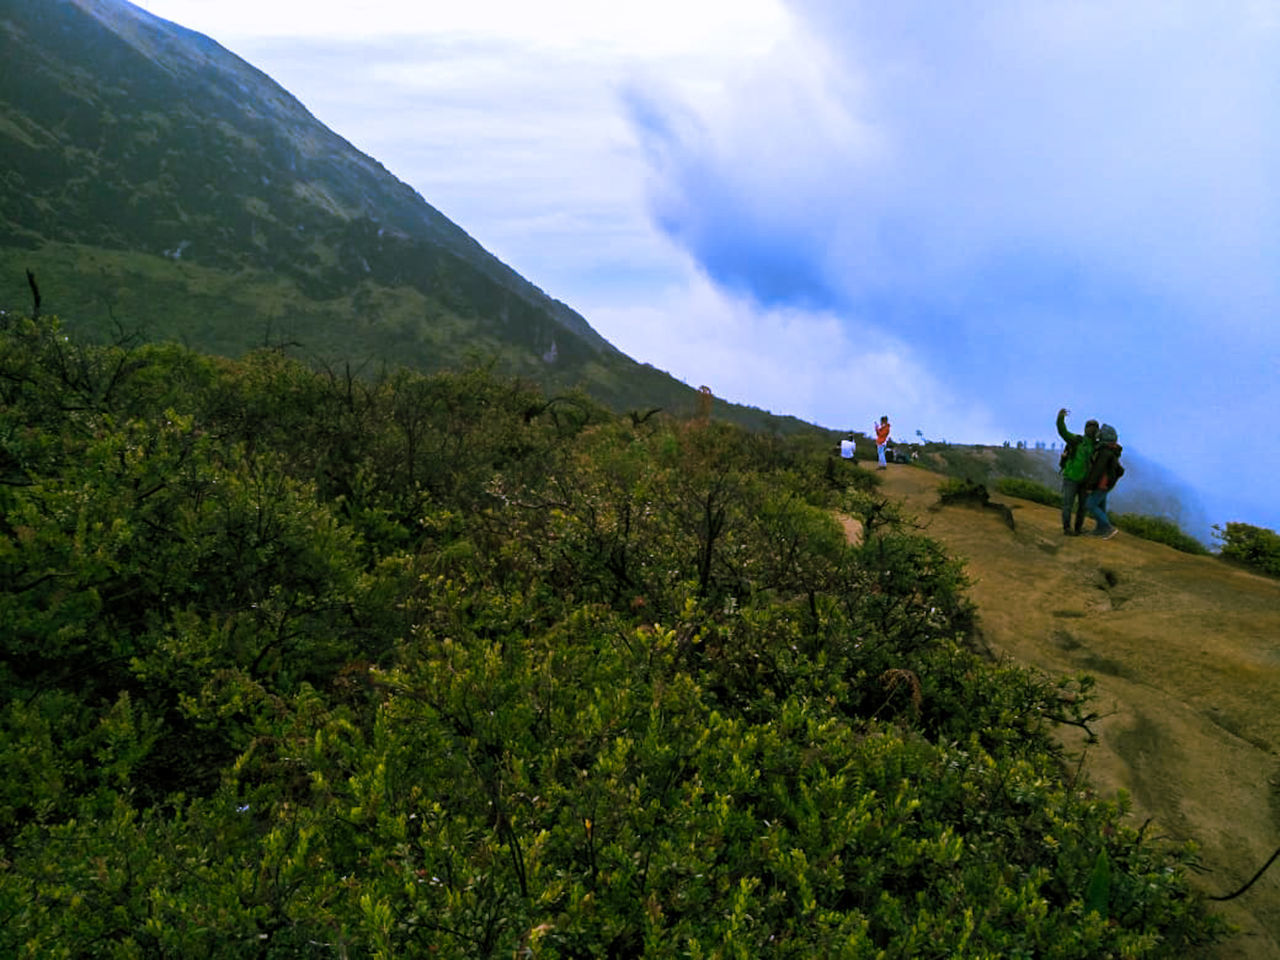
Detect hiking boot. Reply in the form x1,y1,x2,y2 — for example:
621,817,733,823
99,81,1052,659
1102,527,1120,540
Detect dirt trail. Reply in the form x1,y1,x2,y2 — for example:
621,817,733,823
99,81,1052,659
872,464,1280,957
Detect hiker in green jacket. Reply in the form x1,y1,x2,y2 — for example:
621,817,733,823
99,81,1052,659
1056,408,1098,536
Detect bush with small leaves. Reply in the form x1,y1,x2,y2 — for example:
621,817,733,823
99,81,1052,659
0,317,1229,957
995,475,1060,507
1215,521,1280,576
1111,514,1209,555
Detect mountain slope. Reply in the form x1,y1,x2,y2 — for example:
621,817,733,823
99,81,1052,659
0,0,809,429
873,463,1280,959
0,0,602,334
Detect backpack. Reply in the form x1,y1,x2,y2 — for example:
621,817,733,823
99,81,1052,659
1100,451,1124,489
1090,427,1125,491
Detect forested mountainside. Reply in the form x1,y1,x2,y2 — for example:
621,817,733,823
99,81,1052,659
0,0,811,430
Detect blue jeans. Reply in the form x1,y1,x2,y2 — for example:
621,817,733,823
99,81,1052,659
1060,478,1086,531
1086,489,1113,534
877,443,887,467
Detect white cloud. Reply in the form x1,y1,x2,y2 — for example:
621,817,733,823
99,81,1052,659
614,0,1280,528
131,0,787,56
780,0,1280,324
582,260,1001,443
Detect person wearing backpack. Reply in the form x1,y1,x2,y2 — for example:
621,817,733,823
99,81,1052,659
1056,408,1098,535
1083,423,1124,539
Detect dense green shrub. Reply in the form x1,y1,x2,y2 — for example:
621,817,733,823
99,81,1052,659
0,316,1228,956
938,477,990,505
1215,521,1280,576
995,475,1059,506
1112,514,1210,555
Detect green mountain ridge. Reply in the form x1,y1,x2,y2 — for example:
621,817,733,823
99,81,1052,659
0,0,816,431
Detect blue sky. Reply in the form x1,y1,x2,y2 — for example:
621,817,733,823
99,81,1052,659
130,0,1280,538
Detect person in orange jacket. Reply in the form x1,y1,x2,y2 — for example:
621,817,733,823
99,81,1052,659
874,415,891,470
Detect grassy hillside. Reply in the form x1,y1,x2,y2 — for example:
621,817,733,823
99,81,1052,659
874,465,1280,958
0,313,1227,957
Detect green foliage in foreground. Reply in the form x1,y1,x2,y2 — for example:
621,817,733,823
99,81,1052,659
1215,522,1280,577
1112,515,1210,556
995,476,1060,507
0,316,1226,957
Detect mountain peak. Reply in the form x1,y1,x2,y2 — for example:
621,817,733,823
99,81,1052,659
2,0,647,386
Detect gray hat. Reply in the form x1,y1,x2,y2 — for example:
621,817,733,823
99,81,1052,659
1098,423,1117,443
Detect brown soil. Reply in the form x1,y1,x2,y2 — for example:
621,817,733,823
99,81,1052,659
871,464,1280,957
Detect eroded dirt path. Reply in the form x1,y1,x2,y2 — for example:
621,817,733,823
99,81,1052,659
872,464,1280,957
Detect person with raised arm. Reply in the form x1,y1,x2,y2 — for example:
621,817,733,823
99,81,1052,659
1056,408,1098,536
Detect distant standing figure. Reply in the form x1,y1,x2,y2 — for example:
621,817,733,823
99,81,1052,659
874,416,891,470
840,434,856,460
1084,423,1124,540
1056,408,1098,535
